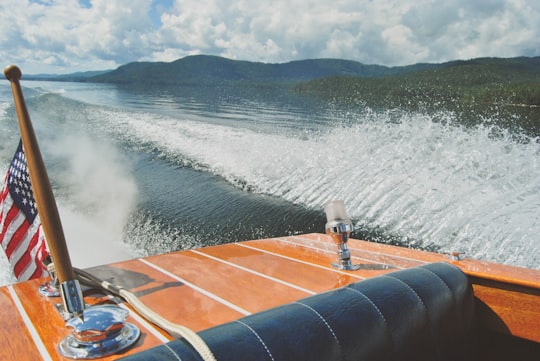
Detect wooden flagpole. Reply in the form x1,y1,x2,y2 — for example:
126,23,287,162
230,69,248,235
4,65,83,315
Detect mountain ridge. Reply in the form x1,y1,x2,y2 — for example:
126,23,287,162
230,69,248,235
21,54,539,136
24,54,455,84
89,55,412,84
24,55,539,91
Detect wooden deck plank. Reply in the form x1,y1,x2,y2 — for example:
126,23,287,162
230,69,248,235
9,277,167,360
289,233,445,266
244,236,421,275
0,287,45,360
458,259,540,289
10,279,68,360
89,259,246,332
241,238,341,269
288,234,540,288
196,243,360,293
472,281,540,343
1,233,538,360
144,250,311,314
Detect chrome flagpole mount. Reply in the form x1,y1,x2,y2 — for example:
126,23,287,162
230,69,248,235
60,279,85,318
59,305,140,359
52,276,140,358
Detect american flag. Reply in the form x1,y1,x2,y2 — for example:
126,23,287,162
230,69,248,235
0,141,49,281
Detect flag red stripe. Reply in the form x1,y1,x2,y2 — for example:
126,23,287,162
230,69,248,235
0,184,8,202
3,207,30,257
0,198,18,247
28,265,45,280
30,234,48,280
13,231,41,278
1,144,49,281
28,240,48,280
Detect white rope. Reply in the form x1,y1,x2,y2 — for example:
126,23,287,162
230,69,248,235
73,267,217,361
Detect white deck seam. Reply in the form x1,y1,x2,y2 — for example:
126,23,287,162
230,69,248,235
138,258,251,316
279,237,392,265
236,243,366,279
111,296,171,343
290,234,431,262
8,285,52,361
276,236,422,266
191,249,316,295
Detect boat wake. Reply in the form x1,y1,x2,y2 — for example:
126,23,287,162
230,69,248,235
91,105,539,269
1,84,538,287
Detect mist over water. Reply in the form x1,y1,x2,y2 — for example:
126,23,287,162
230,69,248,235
1,80,538,284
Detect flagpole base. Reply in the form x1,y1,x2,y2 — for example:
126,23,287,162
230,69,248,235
39,257,60,297
38,281,60,297
60,279,85,318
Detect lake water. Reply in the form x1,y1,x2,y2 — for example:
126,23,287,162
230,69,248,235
1,79,538,285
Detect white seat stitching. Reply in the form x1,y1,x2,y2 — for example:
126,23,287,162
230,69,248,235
382,274,427,310
345,286,396,357
294,301,340,344
419,265,464,329
420,267,456,301
235,320,275,361
163,343,183,361
344,287,387,323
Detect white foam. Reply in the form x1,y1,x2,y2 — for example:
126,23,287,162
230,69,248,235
1,84,538,285
95,107,539,269
0,133,139,285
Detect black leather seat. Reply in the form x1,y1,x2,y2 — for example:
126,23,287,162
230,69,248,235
120,262,476,361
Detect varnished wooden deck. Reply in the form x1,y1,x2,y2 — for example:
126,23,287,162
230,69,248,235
1,233,539,360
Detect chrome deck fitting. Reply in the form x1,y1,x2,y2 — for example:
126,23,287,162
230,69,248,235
38,256,61,297
325,200,361,271
58,305,140,359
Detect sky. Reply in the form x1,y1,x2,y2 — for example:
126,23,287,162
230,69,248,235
0,0,538,74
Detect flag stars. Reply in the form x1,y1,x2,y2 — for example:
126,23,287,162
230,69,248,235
1,140,49,281
5,144,38,222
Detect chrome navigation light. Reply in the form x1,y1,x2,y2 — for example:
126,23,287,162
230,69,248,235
324,200,361,271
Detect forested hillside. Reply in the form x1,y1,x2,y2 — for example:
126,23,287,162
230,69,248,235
27,55,539,135
294,57,540,135
88,55,435,84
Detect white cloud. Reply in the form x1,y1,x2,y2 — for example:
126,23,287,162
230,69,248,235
400,0,540,63
0,0,537,74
